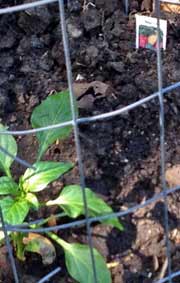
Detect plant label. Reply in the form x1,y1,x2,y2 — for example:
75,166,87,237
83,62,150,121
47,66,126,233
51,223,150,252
135,15,167,50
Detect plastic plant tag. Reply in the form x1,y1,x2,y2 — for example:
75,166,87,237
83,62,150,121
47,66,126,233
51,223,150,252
135,15,167,50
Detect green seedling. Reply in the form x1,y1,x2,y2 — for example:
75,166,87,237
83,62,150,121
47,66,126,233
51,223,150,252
0,90,123,283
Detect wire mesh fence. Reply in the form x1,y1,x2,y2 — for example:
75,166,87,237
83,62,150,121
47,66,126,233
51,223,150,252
0,0,179,282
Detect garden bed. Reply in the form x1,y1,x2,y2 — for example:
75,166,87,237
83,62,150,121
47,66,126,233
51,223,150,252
0,0,179,282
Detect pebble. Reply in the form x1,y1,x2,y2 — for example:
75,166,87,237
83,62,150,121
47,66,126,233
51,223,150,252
67,0,81,13
39,52,54,72
0,73,8,86
0,54,14,70
83,8,101,31
17,94,26,104
67,22,83,39
0,31,16,49
10,115,17,122
107,61,125,73
86,45,99,58
0,88,9,115
18,4,51,34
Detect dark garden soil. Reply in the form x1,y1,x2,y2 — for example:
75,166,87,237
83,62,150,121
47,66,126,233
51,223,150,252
0,0,180,282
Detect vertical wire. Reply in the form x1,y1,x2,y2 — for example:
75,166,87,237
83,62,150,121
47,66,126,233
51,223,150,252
124,0,129,14
58,1,98,282
155,0,172,282
0,209,19,283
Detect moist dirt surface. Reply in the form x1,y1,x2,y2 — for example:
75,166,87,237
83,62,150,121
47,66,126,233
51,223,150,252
0,0,180,282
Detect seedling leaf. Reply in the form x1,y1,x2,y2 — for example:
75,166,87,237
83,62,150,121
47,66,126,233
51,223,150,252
46,185,123,231
25,193,39,209
0,124,17,177
31,90,78,159
22,161,73,192
56,238,111,283
0,177,19,195
0,197,29,225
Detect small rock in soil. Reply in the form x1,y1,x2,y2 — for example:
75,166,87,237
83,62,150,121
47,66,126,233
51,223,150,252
39,52,54,72
111,23,124,37
0,30,16,49
85,45,99,66
165,164,180,187
17,35,45,54
123,253,143,273
51,42,65,68
170,63,180,82
95,0,119,16
68,0,81,13
0,246,13,282
18,3,51,34
14,81,27,97
130,0,139,11
86,45,99,58
30,35,45,49
0,73,8,86
0,88,9,115
20,275,38,283
82,8,101,31
135,72,158,94
112,263,124,283
107,61,125,73
91,224,113,258
141,0,153,11
135,219,164,257
0,54,14,70
120,83,137,99
67,17,83,39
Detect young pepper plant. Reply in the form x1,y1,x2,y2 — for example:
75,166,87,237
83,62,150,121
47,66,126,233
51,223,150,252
0,90,123,283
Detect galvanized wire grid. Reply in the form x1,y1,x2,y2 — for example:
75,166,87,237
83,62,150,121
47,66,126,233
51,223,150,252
0,0,179,282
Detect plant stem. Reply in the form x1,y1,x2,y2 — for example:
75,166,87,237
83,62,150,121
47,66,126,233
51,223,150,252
6,168,12,178
12,232,25,261
46,232,69,249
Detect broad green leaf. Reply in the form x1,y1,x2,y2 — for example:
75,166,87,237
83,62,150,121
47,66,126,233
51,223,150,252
0,231,5,242
31,90,78,159
23,233,56,265
25,193,39,209
0,177,19,195
53,236,111,283
22,161,73,192
0,197,29,225
46,185,123,231
0,124,17,177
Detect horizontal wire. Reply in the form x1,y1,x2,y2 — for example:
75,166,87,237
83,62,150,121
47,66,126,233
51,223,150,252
79,82,180,124
3,185,180,233
0,82,179,137
0,0,57,14
14,213,66,227
0,120,73,136
37,267,61,283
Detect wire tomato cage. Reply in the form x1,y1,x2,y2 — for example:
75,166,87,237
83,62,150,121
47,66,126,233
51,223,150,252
0,0,179,282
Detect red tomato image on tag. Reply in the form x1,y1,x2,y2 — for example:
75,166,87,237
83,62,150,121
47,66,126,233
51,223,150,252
139,35,148,48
